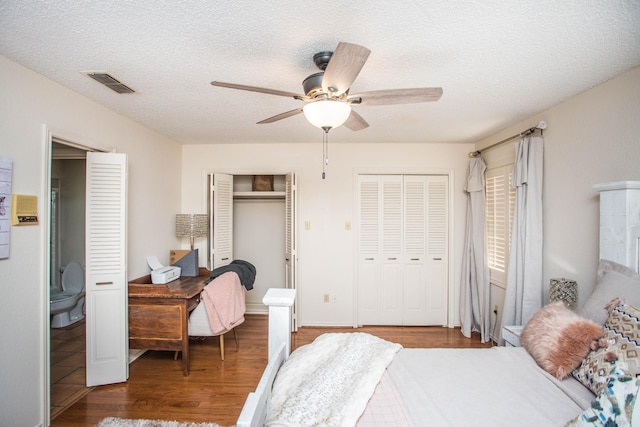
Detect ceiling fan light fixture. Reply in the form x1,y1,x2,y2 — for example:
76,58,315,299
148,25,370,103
303,100,351,130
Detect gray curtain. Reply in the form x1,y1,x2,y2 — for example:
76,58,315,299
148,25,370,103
460,157,491,342
501,135,544,334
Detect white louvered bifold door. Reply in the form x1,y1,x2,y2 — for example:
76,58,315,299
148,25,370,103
424,176,448,325
358,175,382,325
379,176,403,324
85,152,128,386
211,173,233,268
358,174,448,326
402,176,428,325
358,175,403,325
285,172,298,331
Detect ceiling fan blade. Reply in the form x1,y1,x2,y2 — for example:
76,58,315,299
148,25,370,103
344,110,369,131
211,81,305,99
322,42,371,96
257,108,304,124
349,87,443,106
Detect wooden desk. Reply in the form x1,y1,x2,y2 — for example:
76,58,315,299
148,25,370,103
128,269,209,376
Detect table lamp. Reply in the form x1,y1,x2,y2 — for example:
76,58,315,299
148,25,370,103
549,278,578,309
175,214,209,276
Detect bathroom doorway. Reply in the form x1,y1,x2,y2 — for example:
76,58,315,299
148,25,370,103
49,141,89,419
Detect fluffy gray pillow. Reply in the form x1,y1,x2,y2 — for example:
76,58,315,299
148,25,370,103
580,265,640,325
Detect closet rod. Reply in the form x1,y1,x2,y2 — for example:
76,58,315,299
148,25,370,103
468,121,546,158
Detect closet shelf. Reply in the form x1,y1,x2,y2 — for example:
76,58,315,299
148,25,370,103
233,191,286,200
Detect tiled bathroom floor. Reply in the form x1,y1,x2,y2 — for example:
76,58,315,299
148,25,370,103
50,318,92,420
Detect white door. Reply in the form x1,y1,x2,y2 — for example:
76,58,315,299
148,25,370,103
402,175,428,325
358,174,448,326
424,176,448,325
85,152,128,386
358,176,381,325
402,175,448,325
379,176,403,324
210,173,233,268
358,175,403,325
285,173,298,331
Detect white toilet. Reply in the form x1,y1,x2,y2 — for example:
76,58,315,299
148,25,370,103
50,261,86,328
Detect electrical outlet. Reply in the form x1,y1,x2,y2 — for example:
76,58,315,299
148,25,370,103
323,294,330,303
331,294,337,304
494,304,499,314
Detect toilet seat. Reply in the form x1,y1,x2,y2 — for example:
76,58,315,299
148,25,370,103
62,261,84,293
51,292,77,303
51,261,86,328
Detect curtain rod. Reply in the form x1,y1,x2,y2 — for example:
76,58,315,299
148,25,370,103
469,121,547,158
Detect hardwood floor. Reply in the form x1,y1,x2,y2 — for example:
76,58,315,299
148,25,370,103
51,314,491,427
50,319,91,420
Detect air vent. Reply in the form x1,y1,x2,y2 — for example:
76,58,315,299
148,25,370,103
83,72,135,94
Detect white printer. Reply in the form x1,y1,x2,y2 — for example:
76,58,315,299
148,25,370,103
147,256,181,284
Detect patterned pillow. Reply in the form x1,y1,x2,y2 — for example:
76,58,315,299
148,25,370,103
565,366,639,427
572,301,640,395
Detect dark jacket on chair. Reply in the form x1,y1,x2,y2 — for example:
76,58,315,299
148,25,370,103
207,259,256,290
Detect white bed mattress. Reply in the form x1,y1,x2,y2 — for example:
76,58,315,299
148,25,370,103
383,347,594,427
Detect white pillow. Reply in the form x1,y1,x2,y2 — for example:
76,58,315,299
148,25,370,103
596,259,640,281
580,267,640,325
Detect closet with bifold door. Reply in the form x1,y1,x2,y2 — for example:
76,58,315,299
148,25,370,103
208,173,297,322
358,174,448,326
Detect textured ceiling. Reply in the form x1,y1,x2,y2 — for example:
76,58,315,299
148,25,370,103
1,1,639,145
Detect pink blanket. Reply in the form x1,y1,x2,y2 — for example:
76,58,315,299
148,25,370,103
200,271,246,334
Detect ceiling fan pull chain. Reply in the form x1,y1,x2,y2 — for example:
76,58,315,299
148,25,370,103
322,129,328,179
325,129,329,165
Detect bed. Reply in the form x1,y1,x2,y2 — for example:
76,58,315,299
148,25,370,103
236,188,640,426
238,258,640,427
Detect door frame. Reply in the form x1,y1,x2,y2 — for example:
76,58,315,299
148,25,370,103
352,168,456,328
201,168,299,321
41,125,110,426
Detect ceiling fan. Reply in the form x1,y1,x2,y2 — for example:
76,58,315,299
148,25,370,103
210,42,443,132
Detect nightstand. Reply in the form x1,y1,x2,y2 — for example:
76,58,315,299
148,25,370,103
502,325,523,347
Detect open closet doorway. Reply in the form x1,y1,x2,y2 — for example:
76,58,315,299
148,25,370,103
208,173,298,327
49,140,89,419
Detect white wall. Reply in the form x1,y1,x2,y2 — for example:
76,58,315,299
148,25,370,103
0,56,182,427
181,141,473,327
480,66,640,319
233,198,286,312
56,159,86,269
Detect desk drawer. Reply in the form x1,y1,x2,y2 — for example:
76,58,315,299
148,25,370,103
129,303,184,341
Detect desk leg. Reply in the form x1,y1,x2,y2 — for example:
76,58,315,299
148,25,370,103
182,339,189,376
181,301,190,376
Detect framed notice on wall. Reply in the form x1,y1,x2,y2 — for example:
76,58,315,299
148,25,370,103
0,157,12,259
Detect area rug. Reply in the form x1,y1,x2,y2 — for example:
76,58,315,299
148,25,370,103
97,417,225,427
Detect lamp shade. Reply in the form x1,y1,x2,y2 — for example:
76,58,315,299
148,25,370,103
175,214,209,238
303,100,351,130
176,214,209,250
